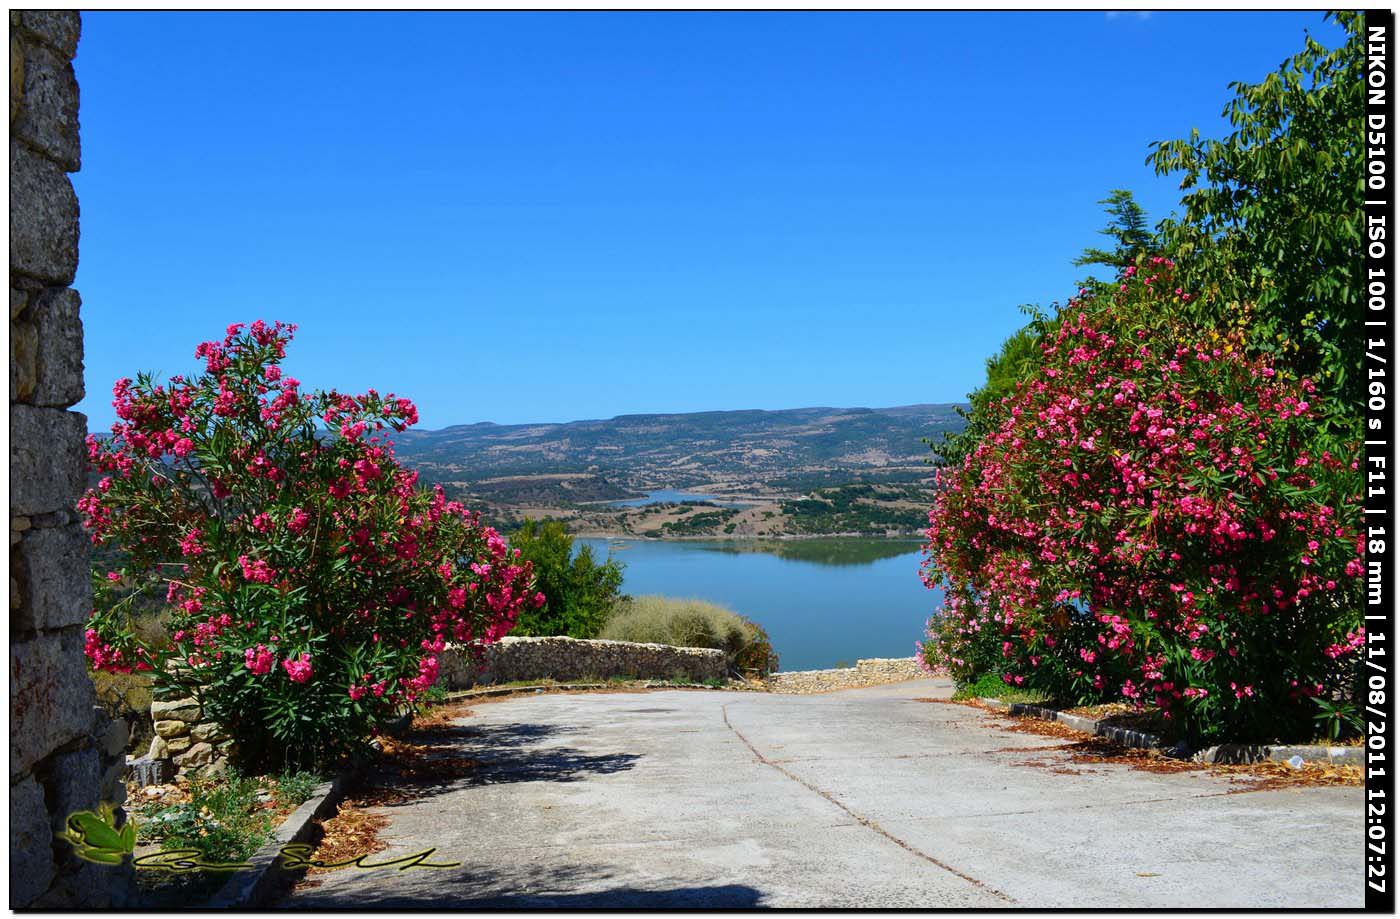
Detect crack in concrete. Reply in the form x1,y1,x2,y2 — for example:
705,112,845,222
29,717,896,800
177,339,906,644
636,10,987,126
721,703,1016,904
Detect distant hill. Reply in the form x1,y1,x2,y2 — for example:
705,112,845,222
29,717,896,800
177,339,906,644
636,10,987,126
393,404,967,493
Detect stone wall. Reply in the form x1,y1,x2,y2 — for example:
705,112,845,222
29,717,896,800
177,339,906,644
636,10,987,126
145,697,232,777
764,657,926,694
439,636,728,688
10,10,132,908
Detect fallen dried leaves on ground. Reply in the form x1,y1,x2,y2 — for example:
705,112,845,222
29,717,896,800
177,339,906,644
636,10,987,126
296,704,483,890
411,702,476,731
303,804,392,878
920,700,1364,791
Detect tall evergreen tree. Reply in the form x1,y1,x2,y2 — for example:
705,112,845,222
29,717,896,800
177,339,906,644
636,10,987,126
1073,189,1154,270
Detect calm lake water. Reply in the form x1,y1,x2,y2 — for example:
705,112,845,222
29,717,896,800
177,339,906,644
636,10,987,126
578,537,941,671
609,489,756,508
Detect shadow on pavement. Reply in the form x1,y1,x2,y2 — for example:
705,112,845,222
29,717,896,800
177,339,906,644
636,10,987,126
298,884,766,909
361,720,642,806
288,855,764,908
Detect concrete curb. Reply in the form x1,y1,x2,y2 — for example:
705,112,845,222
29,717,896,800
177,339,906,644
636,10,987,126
979,697,1161,749
203,766,359,908
441,682,607,701
978,697,1363,766
1192,742,1364,766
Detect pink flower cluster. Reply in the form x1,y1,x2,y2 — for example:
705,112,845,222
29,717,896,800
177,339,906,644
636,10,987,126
245,644,275,675
920,262,1365,735
80,320,539,761
282,652,313,683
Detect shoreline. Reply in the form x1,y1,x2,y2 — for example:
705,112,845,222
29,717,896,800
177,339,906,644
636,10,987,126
569,531,927,543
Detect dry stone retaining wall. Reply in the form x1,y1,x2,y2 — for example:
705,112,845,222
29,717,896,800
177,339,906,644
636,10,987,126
9,11,133,908
145,697,233,777
764,657,926,694
439,636,728,688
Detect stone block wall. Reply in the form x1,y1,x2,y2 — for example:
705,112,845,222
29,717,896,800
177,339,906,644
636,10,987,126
439,636,728,688
9,11,132,908
145,697,232,776
764,657,926,694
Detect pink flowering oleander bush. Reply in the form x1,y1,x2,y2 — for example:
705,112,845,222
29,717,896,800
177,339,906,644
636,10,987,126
918,259,1364,742
80,321,543,768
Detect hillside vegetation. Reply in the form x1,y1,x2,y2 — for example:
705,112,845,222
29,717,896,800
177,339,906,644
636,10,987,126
395,404,964,538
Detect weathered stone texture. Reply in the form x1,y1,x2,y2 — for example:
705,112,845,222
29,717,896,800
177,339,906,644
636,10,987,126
101,719,129,758
9,11,118,908
153,719,189,739
9,776,56,907
33,859,129,909
28,286,83,405
10,628,96,779
190,721,227,744
11,314,37,399
13,10,81,59
10,33,22,124
9,404,86,516
9,141,78,284
764,657,925,695
45,746,100,833
142,698,232,778
441,636,728,688
99,759,125,802
12,37,79,170
149,697,202,722
174,742,214,769
12,521,91,632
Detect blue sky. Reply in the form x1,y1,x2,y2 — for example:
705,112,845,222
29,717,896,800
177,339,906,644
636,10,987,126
73,11,1343,431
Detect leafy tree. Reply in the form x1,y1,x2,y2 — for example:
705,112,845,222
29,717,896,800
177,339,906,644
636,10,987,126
930,316,1050,470
509,519,624,638
1073,189,1155,271
1148,11,1365,413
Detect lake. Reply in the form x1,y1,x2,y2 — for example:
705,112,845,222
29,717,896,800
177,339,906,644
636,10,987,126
609,489,757,508
578,537,941,671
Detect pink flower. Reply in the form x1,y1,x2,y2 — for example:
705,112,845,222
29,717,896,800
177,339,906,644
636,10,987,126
282,652,313,683
286,506,311,533
244,644,275,675
238,554,276,583
180,528,205,557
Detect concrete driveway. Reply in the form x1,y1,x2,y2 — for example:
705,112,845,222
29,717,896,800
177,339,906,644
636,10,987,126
280,679,1362,908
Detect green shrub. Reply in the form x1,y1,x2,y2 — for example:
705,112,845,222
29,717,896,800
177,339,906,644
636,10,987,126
509,519,624,638
138,771,269,864
600,596,778,676
273,770,322,807
136,767,326,865
952,671,1050,705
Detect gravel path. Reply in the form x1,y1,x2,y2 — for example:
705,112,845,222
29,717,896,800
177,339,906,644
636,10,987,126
279,679,1361,908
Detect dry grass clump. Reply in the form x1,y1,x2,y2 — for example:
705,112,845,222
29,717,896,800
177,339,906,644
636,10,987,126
599,595,777,674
